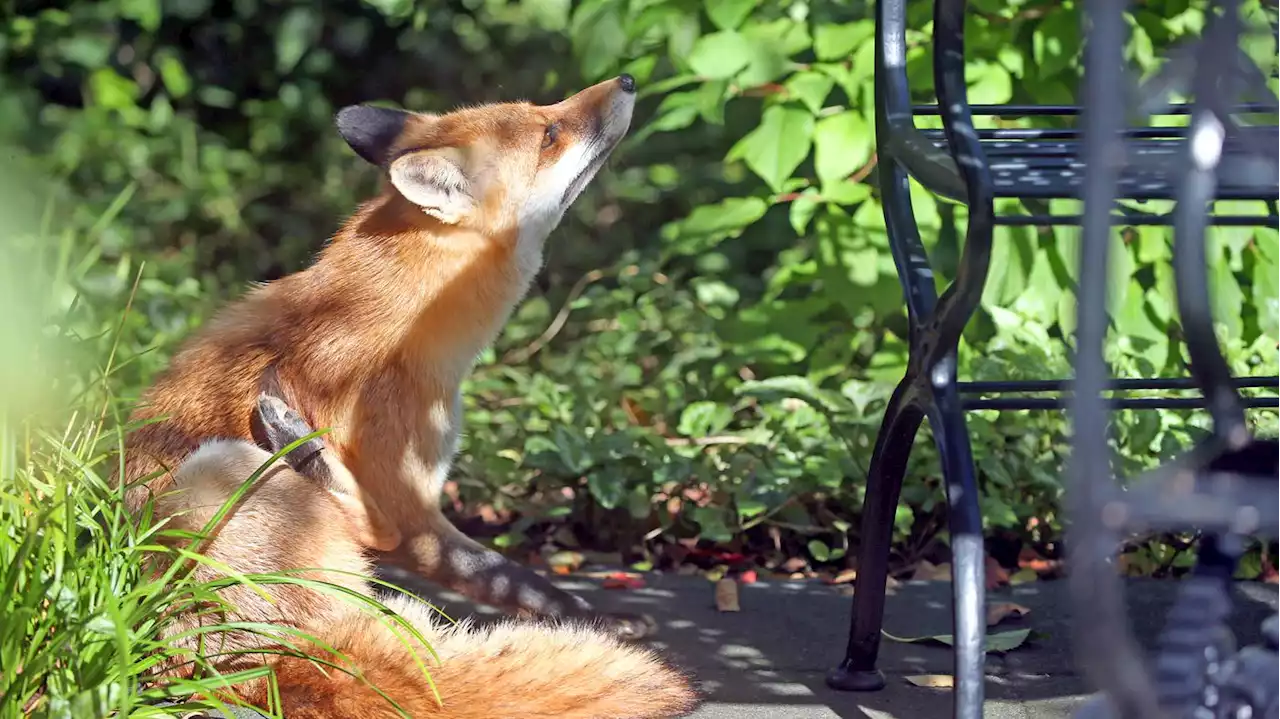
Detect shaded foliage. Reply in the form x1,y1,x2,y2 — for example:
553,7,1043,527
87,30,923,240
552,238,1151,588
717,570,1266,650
3,0,1277,577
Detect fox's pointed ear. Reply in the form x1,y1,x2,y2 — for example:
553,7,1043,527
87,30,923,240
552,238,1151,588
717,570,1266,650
335,105,412,167
388,151,475,224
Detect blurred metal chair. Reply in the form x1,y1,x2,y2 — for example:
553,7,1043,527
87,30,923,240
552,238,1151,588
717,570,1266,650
829,1,1280,717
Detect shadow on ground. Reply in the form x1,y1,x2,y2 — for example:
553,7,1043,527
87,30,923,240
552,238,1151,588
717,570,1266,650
378,565,1278,719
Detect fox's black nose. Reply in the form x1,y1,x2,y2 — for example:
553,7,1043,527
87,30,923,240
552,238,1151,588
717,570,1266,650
617,74,636,94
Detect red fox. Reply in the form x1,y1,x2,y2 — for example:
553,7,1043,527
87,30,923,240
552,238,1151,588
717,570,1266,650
122,75,698,715
147,395,697,717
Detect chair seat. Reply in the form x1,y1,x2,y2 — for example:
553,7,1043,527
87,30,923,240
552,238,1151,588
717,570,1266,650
920,126,1279,201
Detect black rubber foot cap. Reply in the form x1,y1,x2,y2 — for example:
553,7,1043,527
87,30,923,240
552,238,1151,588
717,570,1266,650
825,662,887,692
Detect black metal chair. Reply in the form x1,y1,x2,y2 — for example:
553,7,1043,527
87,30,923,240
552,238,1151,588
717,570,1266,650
827,0,1280,717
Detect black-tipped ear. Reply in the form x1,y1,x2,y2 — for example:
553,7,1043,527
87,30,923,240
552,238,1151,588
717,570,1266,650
335,105,411,167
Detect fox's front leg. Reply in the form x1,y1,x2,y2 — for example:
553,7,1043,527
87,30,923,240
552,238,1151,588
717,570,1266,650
254,393,655,640
251,394,402,552
390,518,656,640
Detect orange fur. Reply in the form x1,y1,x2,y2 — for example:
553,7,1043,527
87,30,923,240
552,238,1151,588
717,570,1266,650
123,76,694,714
156,441,698,718
122,76,641,620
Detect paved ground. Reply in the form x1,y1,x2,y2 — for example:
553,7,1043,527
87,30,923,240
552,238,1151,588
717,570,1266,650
381,567,1278,719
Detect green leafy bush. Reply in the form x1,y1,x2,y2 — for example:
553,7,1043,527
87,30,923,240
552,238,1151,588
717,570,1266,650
3,0,1277,577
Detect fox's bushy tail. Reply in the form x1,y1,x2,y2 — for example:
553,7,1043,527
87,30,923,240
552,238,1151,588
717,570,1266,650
239,594,699,718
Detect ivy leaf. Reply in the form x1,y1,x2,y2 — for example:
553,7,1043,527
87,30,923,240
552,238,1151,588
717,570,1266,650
120,0,162,32
678,401,734,437
553,425,592,474
814,111,871,185
737,375,855,414
1032,9,1081,80
732,105,814,192
691,507,734,543
1011,248,1062,327
982,226,1035,309
687,31,752,79
807,539,831,562
1253,237,1280,340
587,470,625,509
276,7,322,74
573,3,627,80
789,188,822,235
706,0,759,31
1115,282,1170,372
784,70,835,114
821,180,872,206
88,69,139,111
813,20,874,61
736,19,808,87
156,54,191,99
1210,260,1245,339
662,197,769,254
967,61,1013,105
1108,240,1136,318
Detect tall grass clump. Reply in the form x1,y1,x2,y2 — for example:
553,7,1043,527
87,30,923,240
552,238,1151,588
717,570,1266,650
1,169,436,719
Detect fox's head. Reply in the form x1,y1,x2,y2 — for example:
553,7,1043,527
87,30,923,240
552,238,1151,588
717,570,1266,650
334,75,636,251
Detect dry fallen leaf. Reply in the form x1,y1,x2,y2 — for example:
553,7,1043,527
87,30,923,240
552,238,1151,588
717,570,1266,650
778,556,808,573
912,560,952,581
1009,567,1039,585
546,550,585,573
714,578,741,612
906,674,954,689
986,602,1031,627
825,568,858,585
985,555,1010,589
883,628,1032,653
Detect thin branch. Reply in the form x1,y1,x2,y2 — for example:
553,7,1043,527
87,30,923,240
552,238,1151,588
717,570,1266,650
664,435,757,447
500,269,605,365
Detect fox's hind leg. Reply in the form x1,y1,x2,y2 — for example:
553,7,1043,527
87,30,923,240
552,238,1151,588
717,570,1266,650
254,393,657,641
251,394,402,552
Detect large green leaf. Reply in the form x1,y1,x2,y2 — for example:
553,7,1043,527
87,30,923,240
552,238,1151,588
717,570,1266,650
706,0,759,30
1210,259,1245,339
678,401,735,437
813,21,875,61
1115,282,1171,372
662,197,769,254
785,71,835,114
276,7,322,74
730,105,814,192
687,31,752,79
1032,8,1082,79
813,111,871,185
1253,232,1280,340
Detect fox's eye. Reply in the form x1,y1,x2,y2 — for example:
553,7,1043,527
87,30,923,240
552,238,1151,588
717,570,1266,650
542,123,559,149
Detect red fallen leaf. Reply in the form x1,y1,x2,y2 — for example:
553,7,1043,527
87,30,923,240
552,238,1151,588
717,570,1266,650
1017,547,1063,575
685,548,747,564
602,572,646,590
739,569,758,584
1261,556,1278,584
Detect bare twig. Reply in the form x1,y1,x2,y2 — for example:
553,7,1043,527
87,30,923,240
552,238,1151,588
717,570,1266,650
664,435,757,447
501,269,605,365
